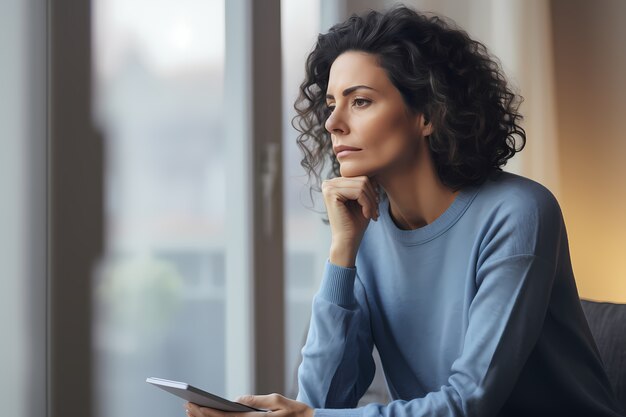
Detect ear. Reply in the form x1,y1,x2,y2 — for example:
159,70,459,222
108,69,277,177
414,113,433,137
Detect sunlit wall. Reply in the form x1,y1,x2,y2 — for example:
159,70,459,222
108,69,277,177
552,0,626,302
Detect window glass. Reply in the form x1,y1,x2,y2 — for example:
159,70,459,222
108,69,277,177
92,1,226,416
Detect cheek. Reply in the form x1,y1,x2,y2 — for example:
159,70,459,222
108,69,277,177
364,119,416,159
374,137,416,169
364,106,412,138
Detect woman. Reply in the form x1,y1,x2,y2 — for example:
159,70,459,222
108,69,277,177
186,6,624,417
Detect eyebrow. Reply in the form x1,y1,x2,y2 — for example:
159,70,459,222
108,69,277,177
326,85,376,100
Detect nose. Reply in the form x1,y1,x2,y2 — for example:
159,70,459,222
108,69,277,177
325,107,348,136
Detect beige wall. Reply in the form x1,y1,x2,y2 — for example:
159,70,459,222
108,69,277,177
552,0,626,302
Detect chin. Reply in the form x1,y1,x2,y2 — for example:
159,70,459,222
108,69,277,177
339,162,375,178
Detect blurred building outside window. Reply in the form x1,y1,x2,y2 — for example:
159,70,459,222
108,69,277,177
92,1,227,416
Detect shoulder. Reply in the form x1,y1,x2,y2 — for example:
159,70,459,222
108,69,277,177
475,171,562,225
471,171,565,263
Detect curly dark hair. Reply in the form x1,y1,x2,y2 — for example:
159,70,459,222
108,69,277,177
293,5,525,193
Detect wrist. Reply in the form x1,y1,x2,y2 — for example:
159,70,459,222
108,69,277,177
329,243,358,268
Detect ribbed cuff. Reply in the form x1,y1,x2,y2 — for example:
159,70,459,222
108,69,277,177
318,260,357,307
314,408,363,417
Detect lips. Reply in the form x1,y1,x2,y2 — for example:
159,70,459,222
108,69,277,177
333,145,362,158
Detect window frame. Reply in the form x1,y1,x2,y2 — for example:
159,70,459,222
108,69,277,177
47,0,285,416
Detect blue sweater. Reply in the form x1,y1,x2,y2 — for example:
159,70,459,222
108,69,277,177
297,172,623,417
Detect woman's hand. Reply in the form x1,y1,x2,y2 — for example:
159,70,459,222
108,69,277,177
184,394,313,417
322,176,379,267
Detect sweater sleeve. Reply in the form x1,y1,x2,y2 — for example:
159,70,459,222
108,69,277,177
312,254,557,417
297,260,376,409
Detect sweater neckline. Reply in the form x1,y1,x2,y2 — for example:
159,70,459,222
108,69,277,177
380,184,481,245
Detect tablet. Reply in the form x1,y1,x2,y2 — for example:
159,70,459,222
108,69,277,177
146,377,264,412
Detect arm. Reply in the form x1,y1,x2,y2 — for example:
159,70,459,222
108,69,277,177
297,261,376,409
201,253,556,417
297,176,379,407
315,254,557,417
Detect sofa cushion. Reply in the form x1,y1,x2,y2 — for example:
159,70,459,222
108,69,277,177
580,299,626,413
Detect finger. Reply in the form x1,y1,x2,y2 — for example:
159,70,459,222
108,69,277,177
186,402,221,417
323,178,376,215
342,177,379,215
327,184,378,220
236,393,288,411
328,177,380,219
186,403,267,417
235,394,265,407
355,189,376,220
366,177,381,204
338,175,378,198
361,177,380,218
186,402,209,417
324,185,372,219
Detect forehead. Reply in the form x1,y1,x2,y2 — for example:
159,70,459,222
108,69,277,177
327,51,392,93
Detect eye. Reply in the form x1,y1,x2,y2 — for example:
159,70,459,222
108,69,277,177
352,97,371,108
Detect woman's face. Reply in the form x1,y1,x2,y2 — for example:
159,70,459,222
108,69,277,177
325,51,430,178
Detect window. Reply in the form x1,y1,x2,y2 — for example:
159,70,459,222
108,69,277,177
0,1,46,416
92,1,228,416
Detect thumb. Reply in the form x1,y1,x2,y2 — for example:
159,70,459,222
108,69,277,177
235,395,257,406
237,394,285,410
